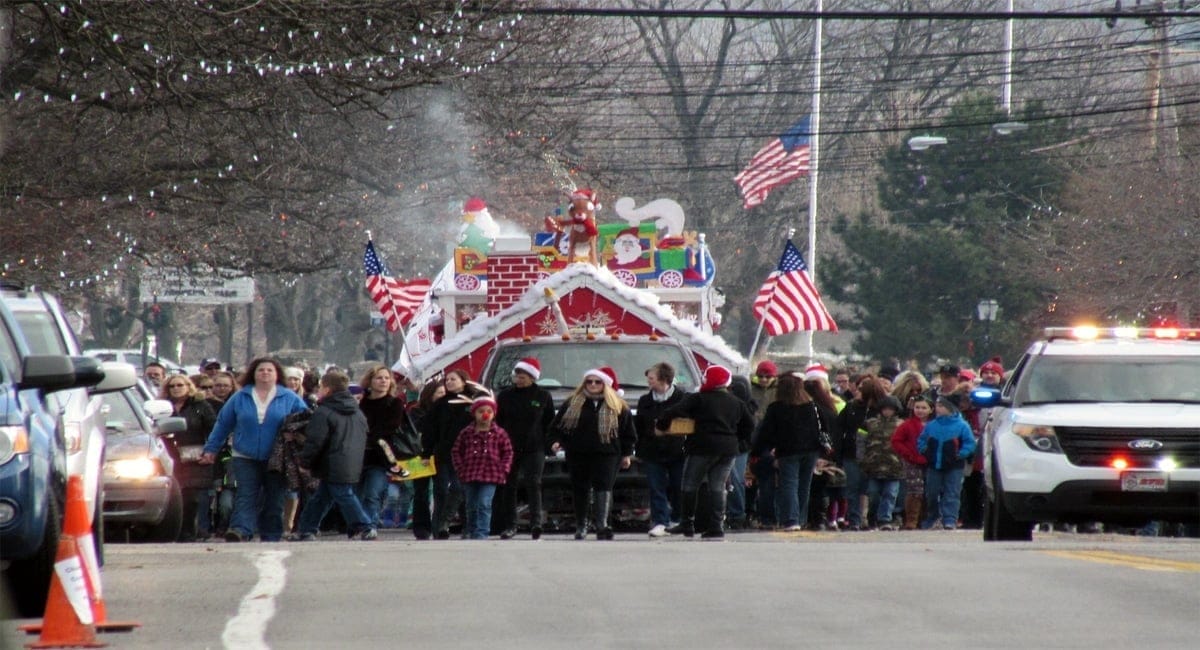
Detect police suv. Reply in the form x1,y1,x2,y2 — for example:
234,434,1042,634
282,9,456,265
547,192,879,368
973,327,1200,541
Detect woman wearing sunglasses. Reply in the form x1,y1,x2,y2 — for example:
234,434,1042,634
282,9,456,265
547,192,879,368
549,367,635,541
161,374,217,541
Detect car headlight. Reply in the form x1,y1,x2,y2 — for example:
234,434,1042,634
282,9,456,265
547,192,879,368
1012,424,1062,453
0,425,31,465
106,458,163,480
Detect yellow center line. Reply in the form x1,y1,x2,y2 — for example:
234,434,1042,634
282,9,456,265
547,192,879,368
1041,550,1200,573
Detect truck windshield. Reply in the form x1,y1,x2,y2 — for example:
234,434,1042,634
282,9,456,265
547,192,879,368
487,342,699,393
1018,357,1200,404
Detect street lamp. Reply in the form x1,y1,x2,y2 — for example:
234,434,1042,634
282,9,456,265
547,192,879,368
976,299,1000,362
907,135,947,151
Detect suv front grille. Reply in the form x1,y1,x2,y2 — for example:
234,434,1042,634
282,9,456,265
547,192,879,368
1056,426,1200,468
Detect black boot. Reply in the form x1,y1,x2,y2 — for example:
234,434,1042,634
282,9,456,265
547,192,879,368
667,491,697,538
574,490,590,540
594,490,613,540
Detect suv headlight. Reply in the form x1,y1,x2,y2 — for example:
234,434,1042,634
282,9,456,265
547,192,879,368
0,425,31,465
106,458,163,480
1012,424,1062,453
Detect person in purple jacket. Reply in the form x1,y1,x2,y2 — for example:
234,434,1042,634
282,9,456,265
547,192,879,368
200,357,309,542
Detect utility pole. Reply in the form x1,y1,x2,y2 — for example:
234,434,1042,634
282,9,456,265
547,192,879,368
1111,0,1187,167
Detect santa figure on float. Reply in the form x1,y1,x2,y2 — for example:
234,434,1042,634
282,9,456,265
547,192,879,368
607,227,646,271
458,196,500,252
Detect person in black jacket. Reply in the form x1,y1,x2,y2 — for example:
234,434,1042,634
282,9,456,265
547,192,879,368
493,358,555,540
635,362,687,538
357,364,412,530
420,369,487,540
293,369,376,541
161,375,217,541
752,373,832,532
550,367,636,541
407,380,445,540
657,365,755,540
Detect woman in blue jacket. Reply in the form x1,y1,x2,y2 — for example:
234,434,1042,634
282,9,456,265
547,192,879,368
916,396,977,530
200,357,309,542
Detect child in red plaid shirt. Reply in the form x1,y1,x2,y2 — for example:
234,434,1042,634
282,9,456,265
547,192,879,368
451,396,514,539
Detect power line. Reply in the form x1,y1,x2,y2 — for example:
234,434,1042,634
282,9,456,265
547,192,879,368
501,7,1200,22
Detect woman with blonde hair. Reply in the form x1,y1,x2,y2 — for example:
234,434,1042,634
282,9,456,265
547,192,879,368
357,363,412,531
162,373,217,541
550,367,636,540
890,370,930,417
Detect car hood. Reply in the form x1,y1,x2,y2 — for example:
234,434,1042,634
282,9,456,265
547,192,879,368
1006,402,1200,427
105,430,155,461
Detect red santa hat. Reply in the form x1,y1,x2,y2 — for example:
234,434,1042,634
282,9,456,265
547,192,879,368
803,364,830,382
979,356,1005,377
615,227,640,241
463,196,487,213
701,365,733,392
469,396,498,414
513,357,541,380
584,366,621,395
569,188,600,211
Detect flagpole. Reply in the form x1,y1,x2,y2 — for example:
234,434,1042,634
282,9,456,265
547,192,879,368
747,227,795,361
802,0,823,362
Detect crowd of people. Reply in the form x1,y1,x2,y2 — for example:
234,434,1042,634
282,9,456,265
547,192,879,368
138,351,1164,542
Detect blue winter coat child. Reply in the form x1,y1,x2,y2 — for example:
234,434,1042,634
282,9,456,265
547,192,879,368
916,397,976,470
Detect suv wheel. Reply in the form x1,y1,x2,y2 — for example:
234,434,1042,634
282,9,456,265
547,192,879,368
8,491,63,617
986,467,1033,542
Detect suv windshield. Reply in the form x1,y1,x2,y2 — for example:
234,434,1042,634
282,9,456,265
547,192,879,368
487,342,699,393
1017,356,1200,404
10,310,70,356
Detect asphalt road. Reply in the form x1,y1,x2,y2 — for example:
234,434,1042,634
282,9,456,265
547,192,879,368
3,529,1198,650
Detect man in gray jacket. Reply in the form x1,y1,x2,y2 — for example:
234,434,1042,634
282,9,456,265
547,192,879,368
292,369,377,541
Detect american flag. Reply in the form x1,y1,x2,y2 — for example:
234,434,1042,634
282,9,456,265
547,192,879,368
734,116,812,209
753,239,837,335
363,241,431,332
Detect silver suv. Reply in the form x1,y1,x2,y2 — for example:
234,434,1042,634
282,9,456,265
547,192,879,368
0,287,135,561
973,327,1200,541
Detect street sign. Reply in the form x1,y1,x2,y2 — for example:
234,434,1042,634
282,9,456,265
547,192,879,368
139,267,256,304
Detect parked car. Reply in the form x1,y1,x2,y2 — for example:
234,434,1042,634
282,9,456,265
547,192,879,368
0,297,114,617
0,286,136,567
100,389,187,542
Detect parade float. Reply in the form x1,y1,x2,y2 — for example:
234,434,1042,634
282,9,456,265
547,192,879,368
394,191,748,387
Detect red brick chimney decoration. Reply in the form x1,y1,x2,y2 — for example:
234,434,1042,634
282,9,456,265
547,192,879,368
485,247,543,315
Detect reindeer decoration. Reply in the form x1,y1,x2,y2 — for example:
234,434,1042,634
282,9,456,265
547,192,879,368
544,188,601,265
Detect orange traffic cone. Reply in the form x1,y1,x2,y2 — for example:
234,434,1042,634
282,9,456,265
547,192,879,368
20,477,139,644
20,515,104,647
61,477,139,633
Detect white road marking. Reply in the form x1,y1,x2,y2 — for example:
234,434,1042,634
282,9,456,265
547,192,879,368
222,550,290,650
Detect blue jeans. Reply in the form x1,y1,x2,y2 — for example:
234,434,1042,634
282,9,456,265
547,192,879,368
643,457,684,527
866,478,901,524
726,452,750,521
753,455,778,526
923,466,965,529
462,482,497,540
298,481,371,535
357,466,391,528
842,459,866,526
776,452,820,528
229,457,287,541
